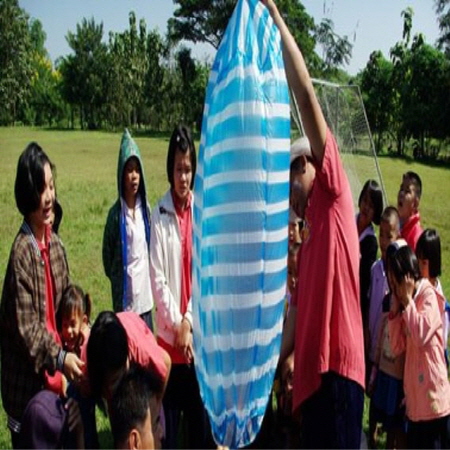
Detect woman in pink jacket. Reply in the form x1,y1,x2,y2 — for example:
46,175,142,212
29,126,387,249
388,242,450,448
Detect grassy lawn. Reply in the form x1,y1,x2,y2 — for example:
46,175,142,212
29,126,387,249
0,127,449,447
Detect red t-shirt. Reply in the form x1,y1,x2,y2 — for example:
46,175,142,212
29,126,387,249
174,192,192,319
39,226,64,396
292,129,365,411
401,212,423,252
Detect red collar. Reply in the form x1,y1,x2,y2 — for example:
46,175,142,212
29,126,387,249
171,190,192,213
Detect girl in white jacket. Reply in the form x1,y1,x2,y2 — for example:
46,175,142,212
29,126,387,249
150,125,212,449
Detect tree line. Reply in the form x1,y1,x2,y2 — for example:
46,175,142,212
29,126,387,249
1,0,450,160
357,5,450,159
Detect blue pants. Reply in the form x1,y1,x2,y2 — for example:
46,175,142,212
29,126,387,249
300,371,364,449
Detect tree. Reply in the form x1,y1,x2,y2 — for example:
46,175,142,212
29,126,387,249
314,17,352,76
387,7,450,157
359,51,394,153
60,18,108,129
143,29,166,130
435,0,450,56
168,0,320,72
169,0,235,49
121,12,149,126
175,46,208,130
0,0,33,125
401,40,449,155
24,19,68,126
104,31,129,127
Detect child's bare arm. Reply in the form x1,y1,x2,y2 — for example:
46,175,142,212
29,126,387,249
261,0,327,165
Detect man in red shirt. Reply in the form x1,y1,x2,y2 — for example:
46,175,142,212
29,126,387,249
262,0,365,447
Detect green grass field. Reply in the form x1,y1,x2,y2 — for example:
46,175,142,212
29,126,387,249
0,127,449,448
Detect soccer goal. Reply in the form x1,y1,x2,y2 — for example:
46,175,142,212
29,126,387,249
290,79,388,208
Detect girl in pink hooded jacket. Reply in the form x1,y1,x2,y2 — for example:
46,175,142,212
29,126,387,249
388,243,450,449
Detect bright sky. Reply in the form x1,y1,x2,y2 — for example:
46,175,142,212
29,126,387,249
19,0,440,76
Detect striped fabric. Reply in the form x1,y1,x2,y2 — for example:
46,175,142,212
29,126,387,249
192,0,291,447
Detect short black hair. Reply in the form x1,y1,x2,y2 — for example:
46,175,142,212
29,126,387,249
416,229,441,278
358,179,383,226
121,155,142,197
87,311,128,402
15,142,55,217
166,124,196,190
380,206,399,228
56,284,92,333
110,365,163,448
52,199,63,234
404,171,422,199
386,243,420,284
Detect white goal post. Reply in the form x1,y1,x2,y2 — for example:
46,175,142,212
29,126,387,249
290,79,388,209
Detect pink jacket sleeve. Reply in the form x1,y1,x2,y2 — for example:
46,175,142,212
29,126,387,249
402,285,442,348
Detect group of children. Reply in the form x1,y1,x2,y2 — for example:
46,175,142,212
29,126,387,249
0,124,210,449
352,171,450,449
362,172,450,449
2,1,450,449
279,168,450,449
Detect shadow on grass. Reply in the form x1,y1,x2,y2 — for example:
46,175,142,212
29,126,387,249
378,152,450,171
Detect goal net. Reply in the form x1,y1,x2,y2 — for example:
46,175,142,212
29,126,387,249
290,79,388,209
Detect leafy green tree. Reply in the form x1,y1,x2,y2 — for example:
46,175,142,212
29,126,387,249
314,17,352,76
435,0,450,55
387,7,450,157
360,6,450,158
122,12,148,126
104,30,130,127
360,51,394,153
143,29,167,130
175,46,208,130
59,18,108,129
24,19,68,126
401,39,449,155
169,0,235,49
105,12,150,128
0,0,33,125
168,0,320,72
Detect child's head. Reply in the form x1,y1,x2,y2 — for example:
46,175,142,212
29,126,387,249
119,129,144,205
397,171,422,223
15,142,55,226
416,228,441,281
287,242,300,296
87,311,129,403
288,209,301,244
386,241,420,292
289,136,315,220
166,125,196,201
358,179,383,227
110,365,164,450
57,285,91,353
122,156,142,203
379,206,400,262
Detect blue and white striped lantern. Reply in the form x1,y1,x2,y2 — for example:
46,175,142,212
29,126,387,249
192,0,291,447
